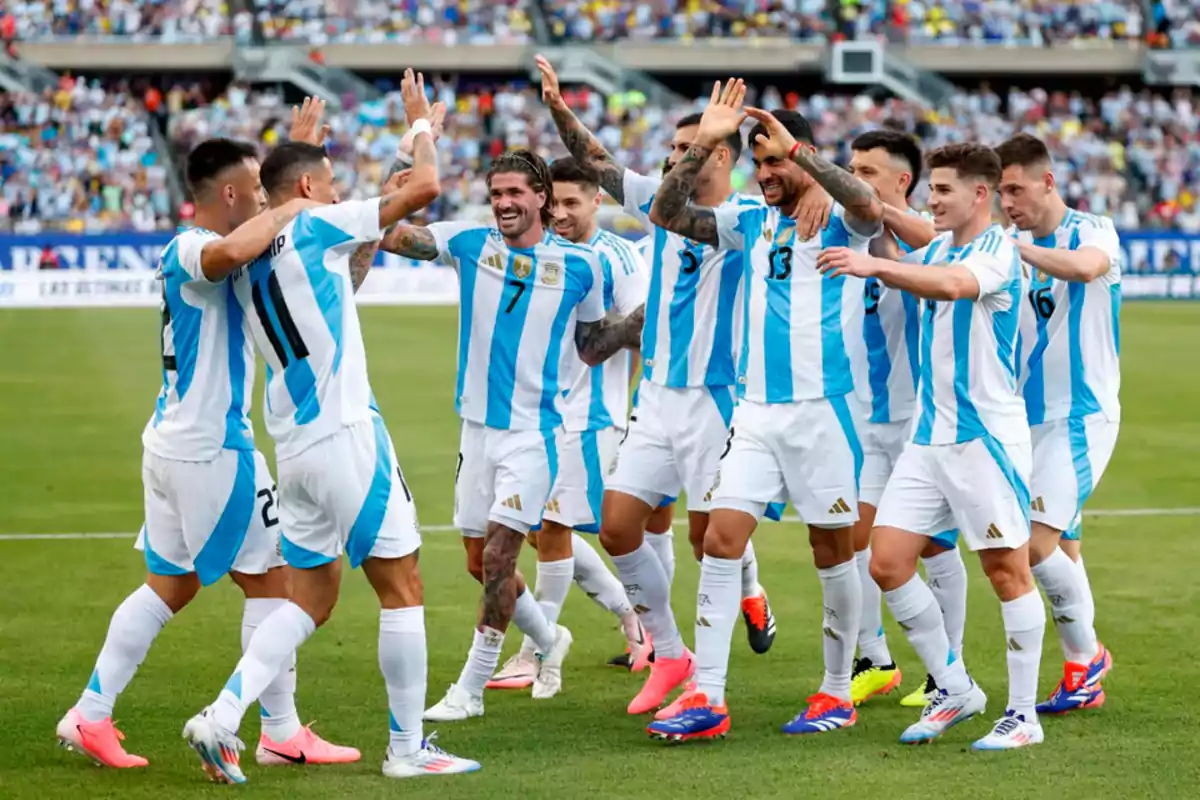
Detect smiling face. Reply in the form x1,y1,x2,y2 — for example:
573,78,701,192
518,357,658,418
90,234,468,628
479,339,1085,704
751,141,808,208
926,166,992,233
551,179,600,243
489,171,545,239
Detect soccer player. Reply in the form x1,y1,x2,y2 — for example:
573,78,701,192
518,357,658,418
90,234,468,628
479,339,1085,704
377,149,641,721
845,130,970,709
180,71,479,783
55,136,358,770
644,89,879,740
485,156,654,692
537,57,783,716
818,142,1045,750
996,132,1119,713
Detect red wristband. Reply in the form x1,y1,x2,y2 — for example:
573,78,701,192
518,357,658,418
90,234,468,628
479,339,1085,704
788,141,801,160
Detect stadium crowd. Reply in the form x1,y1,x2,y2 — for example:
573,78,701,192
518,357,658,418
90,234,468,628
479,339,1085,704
0,0,1165,44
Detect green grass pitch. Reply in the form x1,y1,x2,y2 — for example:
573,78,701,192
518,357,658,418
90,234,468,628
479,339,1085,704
1,303,1199,799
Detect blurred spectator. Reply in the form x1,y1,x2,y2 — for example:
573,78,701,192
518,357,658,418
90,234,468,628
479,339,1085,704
543,0,830,42
5,0,232,41
252,0,532,43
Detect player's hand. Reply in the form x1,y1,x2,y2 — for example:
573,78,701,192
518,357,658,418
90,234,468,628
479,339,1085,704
792,186,831,240
696,78,747,149
535,54,568,111
383,168,412,194
400,68,433,125
289,96,330,146
874,225,903,260
745,107,799,161
396,101,447,159
817,247,879,278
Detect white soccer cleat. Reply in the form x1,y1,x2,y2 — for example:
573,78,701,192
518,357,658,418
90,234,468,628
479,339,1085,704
485,651,539,690
532,625,573,700
972,710,1044,751
182,708,247,784
899,682,987,744
423,684,484,722
382,733,481,779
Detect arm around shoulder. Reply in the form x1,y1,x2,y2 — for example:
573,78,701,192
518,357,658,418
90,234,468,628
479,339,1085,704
198,197,312,282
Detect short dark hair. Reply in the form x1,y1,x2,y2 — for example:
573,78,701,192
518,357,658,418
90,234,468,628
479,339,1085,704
185,138,258,198
549,157,598,191
926,143,1002,189
676,111,743,162
748,109,814,154
487,149,554,228
994,133,1052,171
851,129,923,198
260,142,329,197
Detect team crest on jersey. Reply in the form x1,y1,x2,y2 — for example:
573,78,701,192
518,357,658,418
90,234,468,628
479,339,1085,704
1036,270,1048,283
774,226,792,245
513,255,533,279
541,262,561,286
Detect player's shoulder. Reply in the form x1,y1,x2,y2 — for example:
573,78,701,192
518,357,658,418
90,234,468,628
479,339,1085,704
972,225,1011,257
161,227,218,277
1063,208,1115,231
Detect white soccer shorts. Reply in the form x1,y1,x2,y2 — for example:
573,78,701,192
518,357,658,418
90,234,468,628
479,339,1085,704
1029,414,1119,533
710,396,863,528
139,448,284,586
607,382,735,512
543,426,621,533
876,436,1033,552
860,418,913,508
454,420,557,537
276,413,421,568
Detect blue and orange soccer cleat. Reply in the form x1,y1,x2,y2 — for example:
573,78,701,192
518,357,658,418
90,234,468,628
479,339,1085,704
1036,644,1112,715
646,692,730,742
781,693,857,735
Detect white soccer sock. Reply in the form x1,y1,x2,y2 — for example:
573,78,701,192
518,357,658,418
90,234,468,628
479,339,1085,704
644,528,676,586
855,548,892,665
511,588,557,654
694,556,741,706
380,607,425,758
519,558,575,654
1075,556,1097,638
883,575,971,695
1031,547,1097,663
456,626,504,700
817,560,862,702
570,533,634,617
611,541,685,660
740,540,763,600
211,602,316,734
1001,589,1045,720
78,584,173,722
242,598,300,743
923,547,968,658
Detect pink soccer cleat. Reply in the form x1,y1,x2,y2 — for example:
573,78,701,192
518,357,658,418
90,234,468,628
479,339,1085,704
627,650,695,715
56,708,148,768
654,681,699,721
256,723,362,766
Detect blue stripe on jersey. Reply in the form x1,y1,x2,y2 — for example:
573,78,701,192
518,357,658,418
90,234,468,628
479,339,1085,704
902,292,921,395
601,231,639,277
162,240,202,400
193,449,255,585
820,217,853,397
705,249,743,387
143,531,190,576
1022,233,1057,425
346,413,394,569
294,214,351,374
736,248,752,398
281,533,335,569
223,284,252,449
914,245,941,444
642,227,667,383
539,254,589,431
586,254,615,430
578,429,603,534
666,240,703,386
1067,280,1101,418
951,298,983,442
981,434,1031,527
709,384,735,427
764,226,794,402
452,229,488,416
1068,416,1095,510
862,279,890,422
1110,284,1122,357
248,258,320,425
830,394,864,490
486,249,537,429
992,248,1022,392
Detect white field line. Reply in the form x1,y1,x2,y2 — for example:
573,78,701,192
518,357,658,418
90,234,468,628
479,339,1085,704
2,506,1198,542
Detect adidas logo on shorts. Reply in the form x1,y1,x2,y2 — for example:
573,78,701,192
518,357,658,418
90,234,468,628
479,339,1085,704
827,497,852,515
986,523,1004,540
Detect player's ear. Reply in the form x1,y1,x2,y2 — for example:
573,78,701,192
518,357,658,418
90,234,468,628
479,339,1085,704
222,182,235,208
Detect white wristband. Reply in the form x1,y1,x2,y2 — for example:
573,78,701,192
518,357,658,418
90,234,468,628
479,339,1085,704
409,118,432,138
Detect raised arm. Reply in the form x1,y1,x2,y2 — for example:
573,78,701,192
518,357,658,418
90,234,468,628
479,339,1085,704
575,306,646,367
536,55,626,203
379,224,440,261
746,107,883,231
375,69,442,230
199,198,313,281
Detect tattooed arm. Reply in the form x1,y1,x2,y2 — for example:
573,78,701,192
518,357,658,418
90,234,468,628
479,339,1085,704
378,224,440,261
575,305,645,367
377,128,440,229
788,145,883,230
349,157,415,291
646,144,719,246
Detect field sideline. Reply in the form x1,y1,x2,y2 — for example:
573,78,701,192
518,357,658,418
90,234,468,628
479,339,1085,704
1,304,1199,799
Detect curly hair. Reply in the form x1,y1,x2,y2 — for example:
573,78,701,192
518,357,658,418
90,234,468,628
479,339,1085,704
487,149,555,229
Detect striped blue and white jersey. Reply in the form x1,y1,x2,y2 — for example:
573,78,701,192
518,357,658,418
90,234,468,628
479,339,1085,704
143,228,255,462
905,225,1030,446
851,210,928,424
713,200,878,403
623,169,749,389
1012,209,1122,425
560,230,649,433
231,199,383,461
429,222,606,432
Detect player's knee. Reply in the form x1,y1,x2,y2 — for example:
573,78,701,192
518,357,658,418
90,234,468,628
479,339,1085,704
145,572,201,613
868,547,912,592
230,567,289,599
809,525,855,568
482,525,523,581
463,536,485,583
1027,524,1060,567
702,511,753,560
979,548,1035,601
